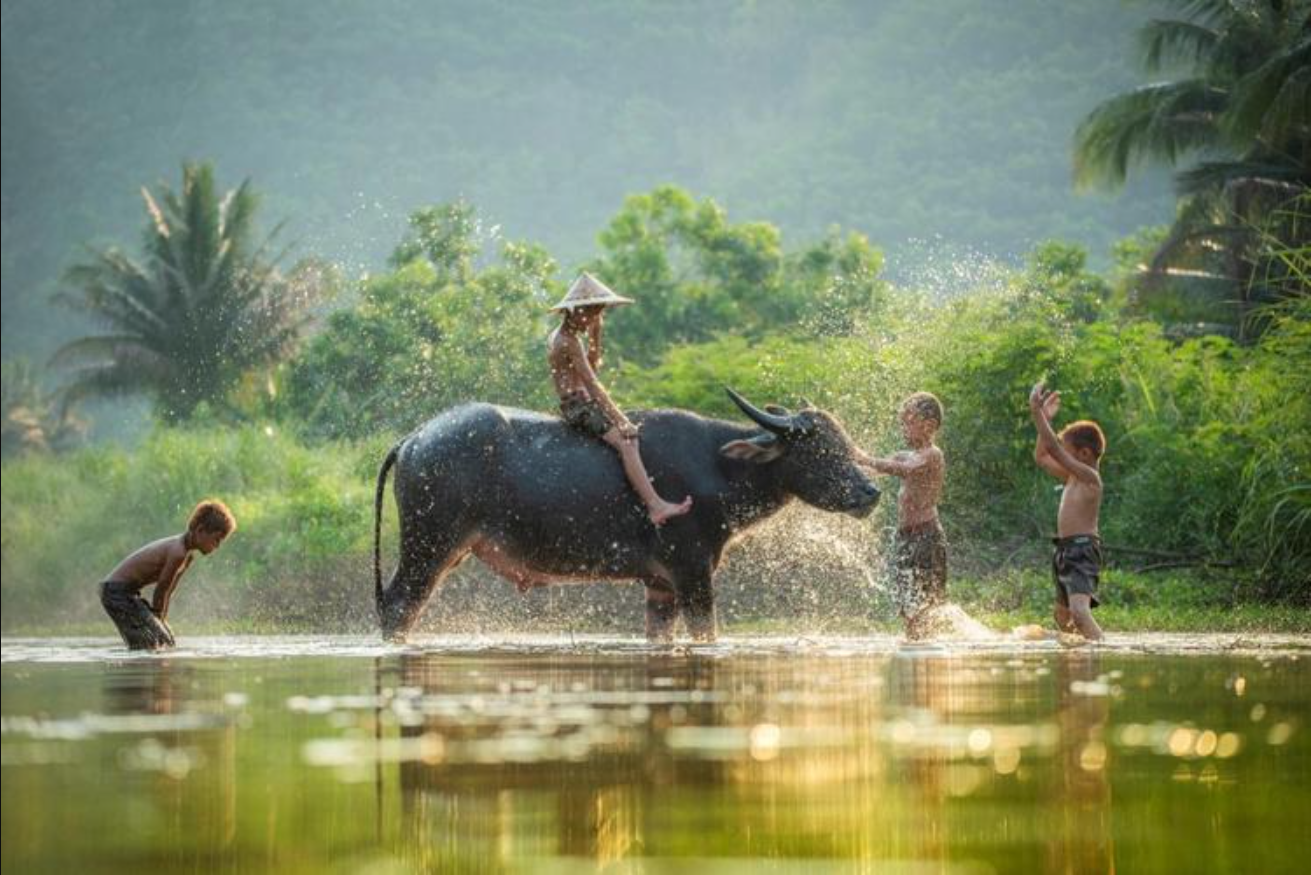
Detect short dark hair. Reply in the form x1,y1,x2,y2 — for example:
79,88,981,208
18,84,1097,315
902,392,943,426
188,499,236,536
1060,420,1105,461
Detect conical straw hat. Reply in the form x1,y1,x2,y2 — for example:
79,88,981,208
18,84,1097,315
549,272,634,312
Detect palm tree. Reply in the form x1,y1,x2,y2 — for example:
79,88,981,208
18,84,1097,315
1074,0,1310,338
2,358,85,456
52,163,314,421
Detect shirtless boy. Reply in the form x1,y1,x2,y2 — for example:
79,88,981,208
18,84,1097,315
548,272,693,526
1030,381,1105,642
856,392,947,639
98,500,236,650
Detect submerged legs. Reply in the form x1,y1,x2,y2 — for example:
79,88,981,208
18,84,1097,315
378,530,471,641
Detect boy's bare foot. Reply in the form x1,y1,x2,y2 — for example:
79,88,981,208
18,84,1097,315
649,495,694,526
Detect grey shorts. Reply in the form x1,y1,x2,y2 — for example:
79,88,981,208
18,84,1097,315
100,580,175,651
1052,535,1102,608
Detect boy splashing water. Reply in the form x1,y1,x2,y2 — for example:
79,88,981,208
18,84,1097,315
98,500,236,650
548,273,693,526
1030,382,1105,642
856,392,948,639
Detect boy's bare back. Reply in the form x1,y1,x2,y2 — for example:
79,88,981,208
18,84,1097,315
105,535,191,592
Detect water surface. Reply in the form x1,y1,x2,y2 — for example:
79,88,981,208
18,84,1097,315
3,634,1307,873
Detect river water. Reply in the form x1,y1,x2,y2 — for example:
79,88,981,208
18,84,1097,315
3,634,1308,873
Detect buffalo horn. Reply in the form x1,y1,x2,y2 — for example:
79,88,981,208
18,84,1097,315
726,387,797,434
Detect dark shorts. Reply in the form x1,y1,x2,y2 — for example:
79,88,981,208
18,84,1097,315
891,521,948,618
100,580,175,651
1052,535,1102,609
560,396,613,439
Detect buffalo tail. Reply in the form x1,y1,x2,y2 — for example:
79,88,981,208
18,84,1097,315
374,443,401,608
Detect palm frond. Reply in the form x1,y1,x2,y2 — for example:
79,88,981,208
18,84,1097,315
1175,156,1310,194
1148,223,1253,276
1225,36,1311,144
1074,80,1226,188
48,334,149,370
1140,18,1220,72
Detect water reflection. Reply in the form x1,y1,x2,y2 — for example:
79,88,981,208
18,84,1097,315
102,661,240,852
1049,652,1114,874
361,651,1116,869
383,653,731,869
3,641,1308,872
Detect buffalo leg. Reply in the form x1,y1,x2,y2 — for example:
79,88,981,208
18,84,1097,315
379,529,471,641
674,572,717,643
642,578,678,643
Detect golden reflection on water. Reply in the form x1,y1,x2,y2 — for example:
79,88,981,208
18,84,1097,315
372,651,1112,871
2,641,1308,873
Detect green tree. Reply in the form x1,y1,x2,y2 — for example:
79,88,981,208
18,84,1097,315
589,186,886,364
51,163,315,421
285,204,558,439
1,358,85,457
1073,0,1310,336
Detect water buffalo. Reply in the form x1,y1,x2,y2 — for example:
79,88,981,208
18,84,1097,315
374,388,880,642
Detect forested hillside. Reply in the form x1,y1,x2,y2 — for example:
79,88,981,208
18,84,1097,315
2,0,1170,357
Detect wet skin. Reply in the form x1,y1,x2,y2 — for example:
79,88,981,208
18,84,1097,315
856,409,944,531
548,304,693,525
104,529,226,620
1030,382,1104,641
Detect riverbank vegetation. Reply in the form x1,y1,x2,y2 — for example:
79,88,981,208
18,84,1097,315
3,1,1307,635
3,191,1306,634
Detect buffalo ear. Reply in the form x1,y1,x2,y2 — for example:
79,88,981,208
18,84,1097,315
720,434,784,464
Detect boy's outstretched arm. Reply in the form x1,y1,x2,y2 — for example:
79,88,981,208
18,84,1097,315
1029,383,1100,486
855,447,929,478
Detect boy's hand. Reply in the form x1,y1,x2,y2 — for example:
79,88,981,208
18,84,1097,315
1029,381,1045,413
1029,382,1059,419
619,422,640,441
1043,389,1061,419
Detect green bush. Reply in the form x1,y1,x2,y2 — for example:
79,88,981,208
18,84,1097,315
0,423,386,631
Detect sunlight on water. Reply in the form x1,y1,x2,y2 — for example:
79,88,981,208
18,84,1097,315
2,635,1308,873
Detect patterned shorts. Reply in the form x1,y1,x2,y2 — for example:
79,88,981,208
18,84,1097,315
891,521,948,619
560,396,613,439
100,580,175,651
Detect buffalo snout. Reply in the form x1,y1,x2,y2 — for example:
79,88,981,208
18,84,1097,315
844,477,881,517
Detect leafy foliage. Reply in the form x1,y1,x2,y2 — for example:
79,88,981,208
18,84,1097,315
1074,0,1311,336
284,204,558,439
3,0,1172,361
1,358,85,457
590,186,888,365
51,163,318,421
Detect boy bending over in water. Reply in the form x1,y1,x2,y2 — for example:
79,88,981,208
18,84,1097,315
548,273,693,526
98,500,236,650
1030,382,1105,642
856,392,947,639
